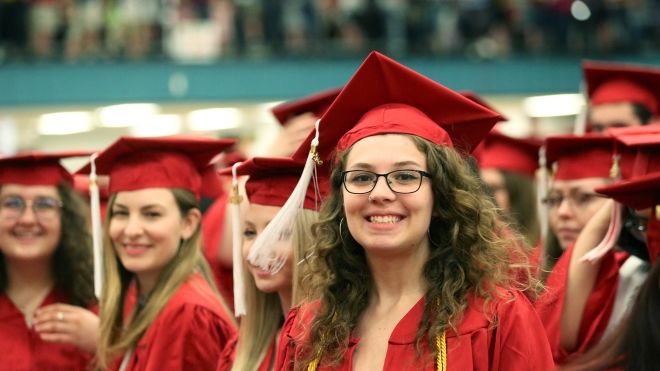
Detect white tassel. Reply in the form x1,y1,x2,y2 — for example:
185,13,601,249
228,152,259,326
580,202,623,263
573,81,587,136
536,146,549,244
580,153,623,263
89,153,103,300
230,162,246,317
247,119,322,272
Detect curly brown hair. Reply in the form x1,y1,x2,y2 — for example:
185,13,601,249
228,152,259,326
0,184,95,307
299,135,538,368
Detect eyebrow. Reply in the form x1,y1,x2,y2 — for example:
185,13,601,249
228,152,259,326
112,203,165,210
348,161,423,170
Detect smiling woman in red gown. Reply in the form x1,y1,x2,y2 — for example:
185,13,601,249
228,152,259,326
274,52,554,371
0,152,98,370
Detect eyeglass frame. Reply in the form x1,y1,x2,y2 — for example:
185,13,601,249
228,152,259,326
541,191,604,210
0,195,64,221
341,169,432,195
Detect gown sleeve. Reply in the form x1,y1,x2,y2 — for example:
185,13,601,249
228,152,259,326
491,291,555,371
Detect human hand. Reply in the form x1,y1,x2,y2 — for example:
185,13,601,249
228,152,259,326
33,303,99,353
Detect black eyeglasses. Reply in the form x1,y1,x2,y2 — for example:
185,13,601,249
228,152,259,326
541,191,603,210
0,195,63,221
342,169,431,194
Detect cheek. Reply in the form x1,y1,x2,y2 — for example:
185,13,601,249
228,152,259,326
342,193,362,217
242,239,253,260
108,220,123,241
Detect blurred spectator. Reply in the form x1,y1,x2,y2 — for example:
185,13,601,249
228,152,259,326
0,0,30,61
0,0,659,63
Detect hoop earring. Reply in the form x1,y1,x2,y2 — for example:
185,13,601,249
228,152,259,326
339,217,346,244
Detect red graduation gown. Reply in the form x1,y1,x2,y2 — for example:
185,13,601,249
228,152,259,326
216,333,277,371
111,273,237,371
0,290,93,371
534,244,629,363
276,290,554,371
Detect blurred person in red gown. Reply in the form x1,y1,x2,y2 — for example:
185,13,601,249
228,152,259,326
0,151,98,370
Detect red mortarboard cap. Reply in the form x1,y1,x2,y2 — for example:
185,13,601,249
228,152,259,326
78,136,236,198
477,131,542,177
291,52,504,163
583,60,660,115
460,91,509,122
200,164,225,199
271,87,342,126
0,151,92,186
607,124,660,179
219,157,329,210
596,172,660,210
545,134,618,180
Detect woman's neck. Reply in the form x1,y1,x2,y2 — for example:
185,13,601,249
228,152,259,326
6,258,53,292
5,259,54,319
136,271,159,298
366,243,429,305
278,287,293,314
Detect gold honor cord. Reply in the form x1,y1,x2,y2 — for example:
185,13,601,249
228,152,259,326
307,331,447,371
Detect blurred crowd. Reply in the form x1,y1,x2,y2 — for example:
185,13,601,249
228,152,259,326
1,0,659,63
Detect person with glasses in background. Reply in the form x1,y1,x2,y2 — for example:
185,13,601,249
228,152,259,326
275,52,553,371
0,152,98,370
555,125,660,370
534,133,645,364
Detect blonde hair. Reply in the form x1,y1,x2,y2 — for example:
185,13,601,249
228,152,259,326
96,188,233,369
231,208,319,371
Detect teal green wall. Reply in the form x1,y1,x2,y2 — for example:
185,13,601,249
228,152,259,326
1,55,659,106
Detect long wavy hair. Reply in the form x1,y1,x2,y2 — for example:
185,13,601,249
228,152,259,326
500,170,539,247
232,208,319,371
96,188,233,369
299,135,537,367
561,260,660,371
0,184,95,307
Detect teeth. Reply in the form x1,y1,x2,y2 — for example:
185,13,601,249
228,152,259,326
14,231,40,237
369,215,401,224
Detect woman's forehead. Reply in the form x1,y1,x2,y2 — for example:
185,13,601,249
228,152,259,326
345,134,425,166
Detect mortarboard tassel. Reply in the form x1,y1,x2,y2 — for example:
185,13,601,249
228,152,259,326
573,81,588,136
247,119,322,273
536,146,549,245
580,154,623,263
89,153,104,299
230,162,246,317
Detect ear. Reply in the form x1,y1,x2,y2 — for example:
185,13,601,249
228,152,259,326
180,208,202,240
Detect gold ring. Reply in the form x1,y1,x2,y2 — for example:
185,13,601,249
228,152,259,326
56,311,64,321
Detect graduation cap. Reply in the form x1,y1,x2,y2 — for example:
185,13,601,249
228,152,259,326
291,51,504,163
220,156,330,210
78,136,236,199
544,134,619,180
583,60,660,115
476,131,542,177
271,87,342,126
0,151,92,186
597,124,660,209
